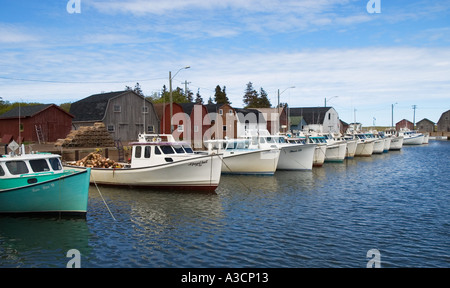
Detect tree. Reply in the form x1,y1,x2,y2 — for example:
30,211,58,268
195,89,203,104
152,85,190,104
243,82,272,108
214,85,230,105
258,88,271,108
125,82,144,96
243,82,259,108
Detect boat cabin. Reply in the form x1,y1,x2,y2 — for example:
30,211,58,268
129,134,197,168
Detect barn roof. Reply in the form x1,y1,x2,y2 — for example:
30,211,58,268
0,104,73,119
70,90,151,122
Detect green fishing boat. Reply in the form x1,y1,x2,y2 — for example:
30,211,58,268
0,147,90,215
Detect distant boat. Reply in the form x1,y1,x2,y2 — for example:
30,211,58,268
365,133,385,154
422,133,429,144
68,134,223,191
243,130,315,170
384,129,404,150
205,138,280,175
351,133,375,157
399,128,424,145
0,145,90,215
317,133,347,162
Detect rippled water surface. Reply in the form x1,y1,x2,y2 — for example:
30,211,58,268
1,141,449,268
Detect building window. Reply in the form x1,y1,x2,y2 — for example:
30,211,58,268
219,109,223,115
229,110,233,115
114,105,121,113
107,125,115,132
147,125,154,133
142,106,148,113
223,125,227,131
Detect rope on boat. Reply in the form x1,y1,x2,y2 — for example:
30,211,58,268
91,174,116,221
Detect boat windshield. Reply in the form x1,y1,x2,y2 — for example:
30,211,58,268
182,144,194,153
172,145,185,154
159,145,175,154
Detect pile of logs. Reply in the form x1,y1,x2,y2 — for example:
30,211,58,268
55,122,115,148
73,152,123,168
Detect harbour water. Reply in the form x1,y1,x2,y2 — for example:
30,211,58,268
1,141,449,268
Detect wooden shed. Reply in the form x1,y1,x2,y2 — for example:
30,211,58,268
437,110,450,132
70,90,160,141
396,119,414,131
416,118,435,133
0,104,73,143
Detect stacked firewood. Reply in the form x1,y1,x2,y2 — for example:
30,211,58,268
73,152,123,168
55,122,115,148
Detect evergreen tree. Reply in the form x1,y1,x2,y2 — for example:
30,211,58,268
214,85,230,105
195,89,203,104
243,82,259,108
258,88,271,108
207,96,214,104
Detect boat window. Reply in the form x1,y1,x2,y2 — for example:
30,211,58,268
266,137,276,143
30,159,50,172
0,165,4,176
259,137,265,144
135,146,142,158
155,146,161,155
6,161,29,175
144,146,151,158
160,145,174,154
182,144,193,153
49,158,62,171
173,145,185,154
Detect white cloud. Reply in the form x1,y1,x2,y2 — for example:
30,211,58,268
0,24,39,43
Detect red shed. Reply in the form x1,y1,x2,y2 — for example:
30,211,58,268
0,104,74,143
396,119,414,131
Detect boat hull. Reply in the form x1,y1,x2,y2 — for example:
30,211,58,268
277,143,315,170
372,139,385,154
403,134,424,145
313,145,327,167
69,154,222,191
389,136,403,150
0,169,90,214
325,142,347,162
383,137,391,153
221,149,280,175
345,139,357,158
355,141,374,156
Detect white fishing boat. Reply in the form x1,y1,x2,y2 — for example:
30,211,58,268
399,128,424,145
352,133,375,156
289,136,327,167
205,138,280,175
365,133,385,154
318,133,347,162
243,130,315,170
67,134,223,191
342,136,357,158
385,129,404,150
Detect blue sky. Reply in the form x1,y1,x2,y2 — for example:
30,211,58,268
1,0,449,127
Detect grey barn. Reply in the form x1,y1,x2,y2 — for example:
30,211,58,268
70,90,160,141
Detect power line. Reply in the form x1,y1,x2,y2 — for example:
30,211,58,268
0,75,166,84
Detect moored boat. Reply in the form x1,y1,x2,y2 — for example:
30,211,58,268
243,130,315,170
352,133,375,156
68,134,223,191
399,128,424,145
289,136,327,167
0,145,90,214
206,138,280,174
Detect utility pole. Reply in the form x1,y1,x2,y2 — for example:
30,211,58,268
412,105,417,129
182,80,191,98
